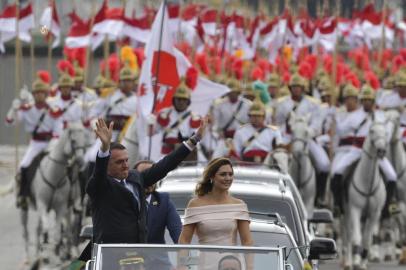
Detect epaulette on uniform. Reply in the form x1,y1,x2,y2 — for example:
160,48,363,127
275,95,289,104
305,95,321,104
84,87,97,95
267,124,279,131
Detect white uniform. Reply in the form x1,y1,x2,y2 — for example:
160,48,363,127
273,95,330,172
233,124,283,162
316,103,336,147
85,89,138,163
212,96,252,138
89,89,138,141
156,108,201,154
72,87,99,122
377,90,406,144
6,103,62,168
331,107,396,181
48,94,86,128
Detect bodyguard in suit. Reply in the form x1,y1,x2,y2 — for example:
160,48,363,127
135,160,182,244
87,117,207,244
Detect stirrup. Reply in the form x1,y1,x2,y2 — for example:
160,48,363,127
388,203,400,216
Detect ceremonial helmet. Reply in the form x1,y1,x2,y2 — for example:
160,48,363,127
58,73,74,88
119,64,138,81
248,101,266,116
289,73,306,88
243,84,256,100
32,71,51,93
173,81,191,100
93,75,105,89
396,72,406,88
359,84,376,100
343,84,359,98
267,73,280,88
226,78,242,93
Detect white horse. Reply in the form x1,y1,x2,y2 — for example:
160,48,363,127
343,121,388,270
384,109,406,264
288,113,316,217
121,116,141,167
21,123,87,265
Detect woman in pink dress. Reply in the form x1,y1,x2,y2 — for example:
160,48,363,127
178,158,253,269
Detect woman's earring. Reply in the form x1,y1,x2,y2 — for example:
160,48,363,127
209,179,213,184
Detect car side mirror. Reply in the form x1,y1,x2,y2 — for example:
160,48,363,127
308,209,334,224
80,225,93,240
308,237,337,260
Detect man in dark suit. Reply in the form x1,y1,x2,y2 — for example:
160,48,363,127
87,117,206,244
134,161,182,244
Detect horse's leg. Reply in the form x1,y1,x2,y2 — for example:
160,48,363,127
20,208,30,263
342,206,352,270
349,206,363,270
361,214,380,270
400,209,406,265
369,222,381,263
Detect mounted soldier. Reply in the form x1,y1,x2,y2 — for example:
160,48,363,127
233,102,283,163
330,84,398,215
85,64,138,164
5,71,62,209
273,73,330,206
151,82,202,161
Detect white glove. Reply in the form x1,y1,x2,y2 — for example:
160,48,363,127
316,134,331,145
11,99,21,110
19,85,32,101
307,128,316,139
146,114,157,125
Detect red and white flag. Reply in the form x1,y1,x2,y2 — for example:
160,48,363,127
122,15,151,44
39,0,61,48
138,2,180,116
92,0,124,41
0,2,34,52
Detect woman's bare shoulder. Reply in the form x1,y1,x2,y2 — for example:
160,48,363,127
187,196,207,208
229,197,245,205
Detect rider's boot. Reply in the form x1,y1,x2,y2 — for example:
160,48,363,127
16,167,29,210
315,172,329,208
382,181,399,218
330,174,344,216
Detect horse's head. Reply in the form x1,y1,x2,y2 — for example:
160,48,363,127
289,112,312,153
384,109,401,143
368,121,388,158
63,122,87,167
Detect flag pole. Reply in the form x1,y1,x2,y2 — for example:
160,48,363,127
148,0,168,160
30,31,35,81
14,0,21,174
378,0,387,77
84,0,97,87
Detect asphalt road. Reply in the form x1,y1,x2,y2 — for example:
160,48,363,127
0,145,405,270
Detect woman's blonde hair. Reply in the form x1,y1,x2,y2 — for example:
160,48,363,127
195,158,233,196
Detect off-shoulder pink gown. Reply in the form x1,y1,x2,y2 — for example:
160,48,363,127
183,203,250,269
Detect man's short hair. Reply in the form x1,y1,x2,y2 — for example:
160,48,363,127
133,160,154,170
218,255,242,270
110,142,126,151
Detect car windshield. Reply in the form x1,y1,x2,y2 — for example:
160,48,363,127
170,194,299,243
94,244,282,270
252,231,304,270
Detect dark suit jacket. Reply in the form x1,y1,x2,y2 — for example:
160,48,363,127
86,143,190,244
147,192,182,244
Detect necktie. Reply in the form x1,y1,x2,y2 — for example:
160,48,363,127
121,180,140,209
